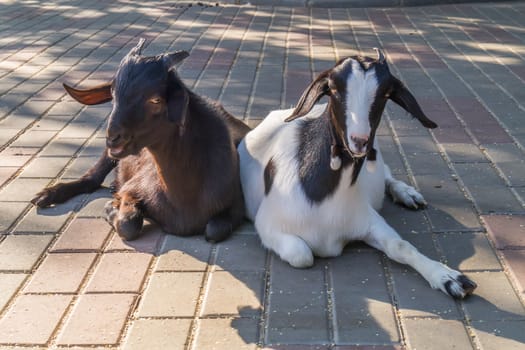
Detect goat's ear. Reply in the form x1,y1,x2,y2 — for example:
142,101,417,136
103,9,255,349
163,50,190,70
390,78,437,129
285,70,330,122
63,82,113,105
167,72,190,128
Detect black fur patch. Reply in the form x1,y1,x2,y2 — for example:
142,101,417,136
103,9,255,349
297,116,353,204
264,157,276,195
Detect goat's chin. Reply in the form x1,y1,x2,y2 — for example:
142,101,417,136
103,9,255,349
107,145,136,159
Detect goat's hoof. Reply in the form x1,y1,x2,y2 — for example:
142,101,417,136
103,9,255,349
31,188,57,208
390,182,427,210
115,214,143,241
205,219,233,243
443,274,477,299
104,200,118,226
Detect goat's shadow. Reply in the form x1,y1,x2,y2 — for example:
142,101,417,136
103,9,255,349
37,185,525,348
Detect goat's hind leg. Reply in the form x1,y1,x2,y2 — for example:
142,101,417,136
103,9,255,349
205,183,245,243
105,192,144,241
384,164,426,209
365,211,477,299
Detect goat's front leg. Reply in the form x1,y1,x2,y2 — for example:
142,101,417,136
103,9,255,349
105,192,144,241
384,164,426,209
364,210,476,299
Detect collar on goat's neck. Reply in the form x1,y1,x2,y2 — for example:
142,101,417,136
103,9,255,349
326,104,377,185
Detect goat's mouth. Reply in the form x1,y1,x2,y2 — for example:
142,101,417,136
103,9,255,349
108,142,131,159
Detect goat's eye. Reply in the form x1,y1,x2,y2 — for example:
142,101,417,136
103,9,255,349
149,97,162,104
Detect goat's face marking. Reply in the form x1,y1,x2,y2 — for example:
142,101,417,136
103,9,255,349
286,49,437,162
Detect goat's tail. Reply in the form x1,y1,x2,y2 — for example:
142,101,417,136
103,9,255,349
31,149,117,208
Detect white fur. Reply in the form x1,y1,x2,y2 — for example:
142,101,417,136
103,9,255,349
239,103,473,298
344,60,377,150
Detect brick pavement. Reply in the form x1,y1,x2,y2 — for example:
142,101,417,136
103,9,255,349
0,1,525,349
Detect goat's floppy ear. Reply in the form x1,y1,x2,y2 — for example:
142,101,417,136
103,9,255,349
167,72,190,132
390,78,437,129
163,50,190,70
63,82,113,105
285,70,330,122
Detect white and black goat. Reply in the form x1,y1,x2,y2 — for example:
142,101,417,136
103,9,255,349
32,39,251,242
238,49,477,298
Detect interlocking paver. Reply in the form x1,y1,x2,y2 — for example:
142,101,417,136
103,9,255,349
201,270,264,317
0,273,27,312
85,252,151,293
0,294,72,345
56,294,135,346
0,235,53,271
156,234,212,272
1,2,525,349
483,214,525,249
403,319,473,350
51,217,111,252
23,252,95,293
123,319,192,350
193,318,259,350
137,272,203,317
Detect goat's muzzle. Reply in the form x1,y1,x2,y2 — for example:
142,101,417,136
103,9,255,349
106,134,132,159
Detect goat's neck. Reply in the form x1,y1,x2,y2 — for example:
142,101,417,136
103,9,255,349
146,129,192,194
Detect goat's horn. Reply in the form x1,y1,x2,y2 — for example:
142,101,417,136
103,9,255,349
374,47,385,63
129,38,146,56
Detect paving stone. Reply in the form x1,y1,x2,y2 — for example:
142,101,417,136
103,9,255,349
56,294,135,346
415,175,482,232
380,198,431,235
10,130,57,148
138,272,203,317
266,256,330,344
437,232,502,271
0,178,50,202
194,318,259,350
483,215,525,249
156,234,211,272
0,235,53,271
455,163,522,214
123,319,191,350
215,234,266,271
0,167,17,187
331,251,400,344
0,202,28,233
462,271,525,321
14,205,71,234
442,143,489,163
389,264,461,319
397,135,439,154
105,224,164,254
24,252,95,293
19,156,70,178
403,319,473,350
500,250,525,295
0,294,72,345
471,320,525,350
0,273,27,312
51,217,111,252
39,138,83,157
86,252,152,293
60,156,100,179
201,270,264,317
75,187,113,217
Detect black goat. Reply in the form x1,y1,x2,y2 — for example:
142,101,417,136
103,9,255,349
32,39,251,242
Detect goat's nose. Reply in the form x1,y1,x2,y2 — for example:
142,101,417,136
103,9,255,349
350,134,369,151
106,133,122,148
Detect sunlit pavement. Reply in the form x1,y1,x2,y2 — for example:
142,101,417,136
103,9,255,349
0,1,524,349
